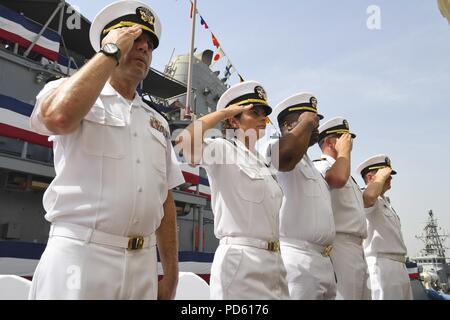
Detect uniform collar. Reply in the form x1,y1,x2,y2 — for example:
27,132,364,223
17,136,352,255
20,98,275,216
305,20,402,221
233,138,269,167
101,82,141,104
100,82,119,96
321,153,336,165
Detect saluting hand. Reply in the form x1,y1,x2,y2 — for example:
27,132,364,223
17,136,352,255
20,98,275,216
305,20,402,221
376,167,392,180
101,24,143,60
297,112,319,131
335,133,353,156
219,103,253,119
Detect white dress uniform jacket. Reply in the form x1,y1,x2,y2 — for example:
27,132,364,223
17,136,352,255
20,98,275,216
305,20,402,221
28,79,184,299
266,141,336,300
364,196,412,300
314,155,371,300
202,138,289,300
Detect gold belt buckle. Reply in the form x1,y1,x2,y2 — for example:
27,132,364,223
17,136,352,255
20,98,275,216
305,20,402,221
128,236,144,250
267,241,280,252
322,245,333,257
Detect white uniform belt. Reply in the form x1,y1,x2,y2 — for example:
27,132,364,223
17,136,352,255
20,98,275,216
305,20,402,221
220,236,280,252
334,233,364,246
49,223,156,250
376,253,406,263
280,238,333,257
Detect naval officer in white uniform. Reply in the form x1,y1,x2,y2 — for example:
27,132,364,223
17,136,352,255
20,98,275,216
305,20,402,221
357,155,412,300
28,1,184,299
177,81,289,300
265,93,336,300
313,117,371,300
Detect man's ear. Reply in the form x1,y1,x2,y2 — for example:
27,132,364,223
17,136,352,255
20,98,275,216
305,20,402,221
324,136,334,148
283,122,294,132
366,171,375,183
228,117,239,129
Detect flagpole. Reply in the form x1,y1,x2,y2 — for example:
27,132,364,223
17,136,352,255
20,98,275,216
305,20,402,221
185,0,197,120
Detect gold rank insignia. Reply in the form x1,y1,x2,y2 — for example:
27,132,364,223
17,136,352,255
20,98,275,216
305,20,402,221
385,157,391,167
310,96,318,110
149,116,169,138
254,86,267,101
343,119,349,130
137,6,155,26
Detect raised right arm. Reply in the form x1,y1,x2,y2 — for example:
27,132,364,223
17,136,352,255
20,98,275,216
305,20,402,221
271,112,319,172
176,104,252,165
363,167,392,208
324,134,353,188
39,25,143,135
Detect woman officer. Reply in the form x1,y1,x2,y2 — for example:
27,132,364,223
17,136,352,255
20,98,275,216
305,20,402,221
177,81,289,300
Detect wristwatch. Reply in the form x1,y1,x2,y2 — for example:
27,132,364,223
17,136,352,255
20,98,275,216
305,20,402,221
100,43,121,66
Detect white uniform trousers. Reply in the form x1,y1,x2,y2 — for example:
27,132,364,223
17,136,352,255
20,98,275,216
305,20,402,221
29,235,158,299
331,234,371,300
210,244,290,300
366,256,413,300
280,243,336,300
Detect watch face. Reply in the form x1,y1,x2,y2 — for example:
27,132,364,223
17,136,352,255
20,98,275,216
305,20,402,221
103,43,118,54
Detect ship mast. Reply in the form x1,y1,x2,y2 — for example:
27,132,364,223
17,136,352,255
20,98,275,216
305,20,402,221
416,210,449,258
184,0,197,120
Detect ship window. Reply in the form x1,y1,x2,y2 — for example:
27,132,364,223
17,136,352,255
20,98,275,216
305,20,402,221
26,143,53,164
0,137,53,164
1,170,51,192
175,202,191,216
0,39,14,52
0,136,23,157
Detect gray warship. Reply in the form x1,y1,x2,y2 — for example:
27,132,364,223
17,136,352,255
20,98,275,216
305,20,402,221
0,0,226,281
413,210,450,293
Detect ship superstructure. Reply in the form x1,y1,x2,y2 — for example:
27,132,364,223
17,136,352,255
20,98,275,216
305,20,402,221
413,210,450,292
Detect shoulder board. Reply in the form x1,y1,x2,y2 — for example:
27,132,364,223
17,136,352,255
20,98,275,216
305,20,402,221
313,158,327,162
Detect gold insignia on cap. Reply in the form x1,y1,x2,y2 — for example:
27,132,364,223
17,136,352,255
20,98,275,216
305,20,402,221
137,6,155,26
385,157,391,167
343,119,349,130
310,96,318,109
254,86,267,101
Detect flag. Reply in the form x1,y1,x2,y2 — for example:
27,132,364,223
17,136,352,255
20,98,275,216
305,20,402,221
224,61,233,79
213,47,224,63
211,33,220,48
200,16,208,29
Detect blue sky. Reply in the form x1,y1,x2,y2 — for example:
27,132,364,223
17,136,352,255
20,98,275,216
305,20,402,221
70,0,450,256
